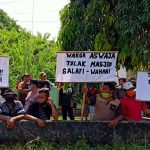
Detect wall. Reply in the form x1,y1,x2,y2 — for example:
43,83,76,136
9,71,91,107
0,121,150,145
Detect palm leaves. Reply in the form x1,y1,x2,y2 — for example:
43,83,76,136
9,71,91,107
58,0,150,71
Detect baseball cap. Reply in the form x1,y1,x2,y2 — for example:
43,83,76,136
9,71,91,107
123,82,134,90
23,73,30,77
40,72,47,77
3,89,17,97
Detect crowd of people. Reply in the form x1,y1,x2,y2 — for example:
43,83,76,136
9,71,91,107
0,72,77,128
83,78,150,127
0,72,58,128
0,72,149,129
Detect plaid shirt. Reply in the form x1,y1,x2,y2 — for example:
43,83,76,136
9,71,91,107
0,100,25,117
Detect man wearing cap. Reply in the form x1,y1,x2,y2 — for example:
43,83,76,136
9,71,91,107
18,73,31,106
0,89,46,128
121,82,150,121
0,89,25,128
39,72,54,90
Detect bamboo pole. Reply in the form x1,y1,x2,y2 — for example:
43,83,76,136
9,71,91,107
81,83,87,120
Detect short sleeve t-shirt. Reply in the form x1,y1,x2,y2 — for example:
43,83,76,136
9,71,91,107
27,102,52,120
93,94,122,121
0,100,25,117
121,96,147,121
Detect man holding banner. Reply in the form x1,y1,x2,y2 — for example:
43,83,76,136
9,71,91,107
83,82,123,127
56,51,118,83
56,51,123,126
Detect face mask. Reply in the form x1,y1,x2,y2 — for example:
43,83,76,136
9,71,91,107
127,90,135,97
101,92,112,99
6,96,14,103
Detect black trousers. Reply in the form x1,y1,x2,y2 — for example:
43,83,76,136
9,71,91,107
62,105,74,120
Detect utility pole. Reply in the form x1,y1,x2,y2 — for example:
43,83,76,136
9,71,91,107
32,0,35,35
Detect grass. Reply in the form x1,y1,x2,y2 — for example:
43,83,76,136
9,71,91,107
1,140,150,150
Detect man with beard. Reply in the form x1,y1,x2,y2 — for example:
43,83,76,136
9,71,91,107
27,88,58,121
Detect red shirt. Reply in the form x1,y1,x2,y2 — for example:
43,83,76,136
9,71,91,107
121,96,147,121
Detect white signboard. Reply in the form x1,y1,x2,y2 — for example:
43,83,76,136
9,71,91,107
0,56,9,87
56,51,118,83
136,71,150,101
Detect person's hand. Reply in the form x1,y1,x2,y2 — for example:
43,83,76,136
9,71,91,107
36,119,45,128
109,119,118,128
6,118,15,129
48,97,54,106
82,86,88,94
58,83,63,89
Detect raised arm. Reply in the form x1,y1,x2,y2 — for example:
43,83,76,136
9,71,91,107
48,97,58,120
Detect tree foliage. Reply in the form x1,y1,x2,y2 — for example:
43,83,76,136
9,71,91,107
0,9,58,88
58,0,150,71
0,9,20,31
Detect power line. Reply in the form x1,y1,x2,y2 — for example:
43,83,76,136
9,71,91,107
17,21,59,23
10,11,33,15
10,10,60,15
0,0,23,5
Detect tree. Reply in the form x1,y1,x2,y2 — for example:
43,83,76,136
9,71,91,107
0,9,58,88
58,0,150,71
0,9,20,31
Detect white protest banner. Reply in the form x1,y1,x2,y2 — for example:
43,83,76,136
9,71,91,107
0,56,9,87
136,71,150,101
55,51,118,83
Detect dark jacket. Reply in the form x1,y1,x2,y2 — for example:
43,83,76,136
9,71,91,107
59,88,73,106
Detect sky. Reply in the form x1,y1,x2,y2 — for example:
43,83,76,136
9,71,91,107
0,0,69,39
